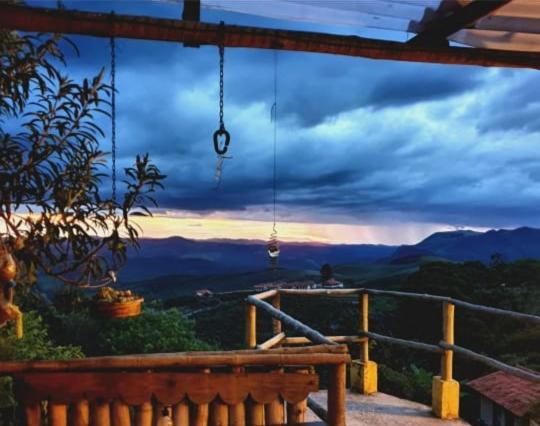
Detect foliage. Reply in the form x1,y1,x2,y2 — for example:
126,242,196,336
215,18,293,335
48,307,214,356
0,310,83,361
379,364,433,405
0,311,83,424
0,32,165,287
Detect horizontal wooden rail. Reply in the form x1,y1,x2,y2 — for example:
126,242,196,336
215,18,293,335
0,344,349,374
285,336,367,345
257,332,286,350
246,295,336,346
279,288,540,324
364,331,443,354
363,289,540,323
1,4,540,69
251,289,278,300
439,342,540,383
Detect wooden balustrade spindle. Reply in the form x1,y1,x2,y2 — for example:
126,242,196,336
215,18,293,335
112,399,131,426
229,403,246,426
24,402,41,426
265,367,285,425
210,398,228,426
135,402,153,426
247,398,265,426
190,368,210,426
73,400,90,426
265,398,284,426
48,403,68,426
246,304,257,349
172,400,189,426
286,368,309,425
229,366,246,426
91,401,111,426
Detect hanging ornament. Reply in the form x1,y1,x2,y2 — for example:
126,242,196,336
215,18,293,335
267,51,280,270
0,241,23,339
156,407,173,426
267,229,280,269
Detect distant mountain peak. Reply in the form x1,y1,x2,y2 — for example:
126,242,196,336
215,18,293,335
388,227,540,264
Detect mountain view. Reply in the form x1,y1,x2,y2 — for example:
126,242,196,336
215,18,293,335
38,226,538,300
2,5,540,426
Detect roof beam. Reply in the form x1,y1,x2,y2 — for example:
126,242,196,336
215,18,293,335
409,0,513,46
0,4,539,69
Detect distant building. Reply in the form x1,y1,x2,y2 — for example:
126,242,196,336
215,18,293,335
253,280,318,291
467,371,540,426
195,289,213,297
321,277,344,289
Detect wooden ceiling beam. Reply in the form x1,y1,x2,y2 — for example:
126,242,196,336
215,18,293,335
409,0,513,46
0,4,539,69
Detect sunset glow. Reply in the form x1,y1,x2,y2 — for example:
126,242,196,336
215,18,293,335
130,213,474,245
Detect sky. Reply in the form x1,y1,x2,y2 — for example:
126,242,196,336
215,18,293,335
22,0,540,245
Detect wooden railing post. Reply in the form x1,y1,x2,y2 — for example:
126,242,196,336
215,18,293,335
246,304,257,349
327,363,346,426
271,293,282,336
360,293,369,363
351,292,377,395
432,301,459,419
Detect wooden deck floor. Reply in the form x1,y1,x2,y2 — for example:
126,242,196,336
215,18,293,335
307,391,471,426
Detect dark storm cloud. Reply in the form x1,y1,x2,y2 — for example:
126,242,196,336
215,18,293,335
473,72,540,133
31,0,540,229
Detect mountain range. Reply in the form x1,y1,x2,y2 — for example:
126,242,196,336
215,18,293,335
387,227,540,264
118,227,540,283
119,237,394,281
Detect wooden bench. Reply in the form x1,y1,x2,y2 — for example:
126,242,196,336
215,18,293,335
1,344,350,426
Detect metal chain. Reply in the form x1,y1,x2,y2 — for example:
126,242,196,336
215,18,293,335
219,43,224,130
272,50,278,233
110,35,117,204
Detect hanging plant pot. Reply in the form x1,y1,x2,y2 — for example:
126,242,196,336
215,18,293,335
93,287,143,319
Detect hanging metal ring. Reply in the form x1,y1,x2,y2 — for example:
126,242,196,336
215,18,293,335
213,127,230,155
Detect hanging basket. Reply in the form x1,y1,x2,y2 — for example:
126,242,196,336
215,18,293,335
93,288,143,319
94,297,144,319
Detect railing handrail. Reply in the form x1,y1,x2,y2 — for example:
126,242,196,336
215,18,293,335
0,344,350,374
278,287,540,324
247,290,540,383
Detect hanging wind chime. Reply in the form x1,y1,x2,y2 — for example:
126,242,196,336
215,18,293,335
213,22,232,187
267,51,280,269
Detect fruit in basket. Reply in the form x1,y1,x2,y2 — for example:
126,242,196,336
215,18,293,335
95,287,139,303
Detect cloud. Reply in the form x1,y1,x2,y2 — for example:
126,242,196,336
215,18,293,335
18,0,540,232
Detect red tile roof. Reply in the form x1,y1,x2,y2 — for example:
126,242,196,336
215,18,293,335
468,371,540,417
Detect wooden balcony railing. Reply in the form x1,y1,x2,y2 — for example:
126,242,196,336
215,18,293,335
0,344,350,426
245,288,540,420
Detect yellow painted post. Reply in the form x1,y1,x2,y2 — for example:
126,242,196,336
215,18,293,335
245,304,257,349
271,293,282,336
432,301,460,419
350,292,377,394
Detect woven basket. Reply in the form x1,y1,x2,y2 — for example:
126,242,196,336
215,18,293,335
95,297,144,319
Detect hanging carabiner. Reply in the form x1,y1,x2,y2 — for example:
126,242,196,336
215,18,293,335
213,126,230,155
